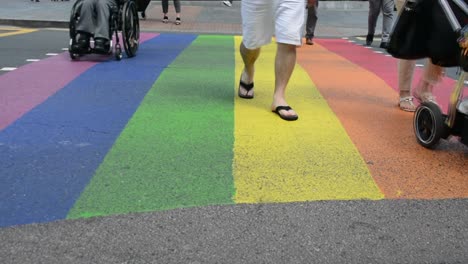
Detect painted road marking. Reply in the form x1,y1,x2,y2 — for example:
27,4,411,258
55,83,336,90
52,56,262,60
0,67,16,71
305,38,467,199
1,34,466,228
0,33,162,227
26,59,40,62
233,36,383,203
66,34,203,219
0,28,37,37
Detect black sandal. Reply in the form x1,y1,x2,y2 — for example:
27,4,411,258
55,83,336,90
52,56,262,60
272,106,298,121
238,80,254,99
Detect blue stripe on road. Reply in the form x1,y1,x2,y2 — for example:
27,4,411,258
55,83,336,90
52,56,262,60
0,33,197,227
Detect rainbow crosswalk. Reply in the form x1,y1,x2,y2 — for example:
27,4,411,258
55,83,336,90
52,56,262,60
0,33,466,227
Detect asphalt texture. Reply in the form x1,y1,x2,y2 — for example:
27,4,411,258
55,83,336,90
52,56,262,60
1,1,467,263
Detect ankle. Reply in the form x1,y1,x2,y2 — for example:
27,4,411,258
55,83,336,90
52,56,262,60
400,90,411,98
241,69,254,83
415,80,434,94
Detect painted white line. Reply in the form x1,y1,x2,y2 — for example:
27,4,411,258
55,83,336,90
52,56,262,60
46,53,59,56
374,51,384,54
364,46,372,49
342,37,349,40
1,67,17,71
62,48,69,51
416,64,424,67
348,40,355,43
26,59,40,62
385,54,392,57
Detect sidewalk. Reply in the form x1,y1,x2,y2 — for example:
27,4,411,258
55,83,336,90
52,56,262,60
0,0,376,37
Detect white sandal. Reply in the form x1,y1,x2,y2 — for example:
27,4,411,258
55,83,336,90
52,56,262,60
399,96,416,112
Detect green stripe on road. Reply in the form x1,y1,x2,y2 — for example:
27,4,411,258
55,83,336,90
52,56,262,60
68,35,236,219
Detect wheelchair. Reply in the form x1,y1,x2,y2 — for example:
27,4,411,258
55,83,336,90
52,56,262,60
412,0,468,148
68,0,140,61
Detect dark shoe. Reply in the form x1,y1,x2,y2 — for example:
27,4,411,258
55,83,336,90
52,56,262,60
163,16,168,23
175,17,181,25
141,11,146,19
94,38,110,54
71,33,90,53
272,106,298,121
379,42,389,49
365,34,373,46
306,38,314,45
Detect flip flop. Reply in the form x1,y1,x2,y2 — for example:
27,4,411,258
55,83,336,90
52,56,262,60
272,106,298,121
238,80,254,99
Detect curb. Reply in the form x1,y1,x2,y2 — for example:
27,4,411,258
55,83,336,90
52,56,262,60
0,19,68,29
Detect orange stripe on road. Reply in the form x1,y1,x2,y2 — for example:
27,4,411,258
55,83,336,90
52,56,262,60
297,40,468,199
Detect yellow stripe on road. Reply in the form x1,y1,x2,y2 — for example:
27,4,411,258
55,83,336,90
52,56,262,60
233,36,383,203
0,27,38,37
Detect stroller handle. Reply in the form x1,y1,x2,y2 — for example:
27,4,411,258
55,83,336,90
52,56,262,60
439,0,468,32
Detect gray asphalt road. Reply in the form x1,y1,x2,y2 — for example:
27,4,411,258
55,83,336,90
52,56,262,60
1,200,468,263
0,28,69,75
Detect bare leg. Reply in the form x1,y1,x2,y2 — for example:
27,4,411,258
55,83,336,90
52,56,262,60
398,59,415,98
397,59,417,111
414,59,444,103
272,43,298,118
239,42,260,97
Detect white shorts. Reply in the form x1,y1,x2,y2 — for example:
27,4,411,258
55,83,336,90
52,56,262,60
241,0,305,49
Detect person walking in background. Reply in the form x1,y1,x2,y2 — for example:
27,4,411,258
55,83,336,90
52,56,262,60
222,0,233,7
305,0,318,45
238,0,304,121
394,0,444,111
162,0,181,25
366,0,394,48
136,0,151,19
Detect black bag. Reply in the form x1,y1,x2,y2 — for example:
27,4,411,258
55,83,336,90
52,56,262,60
387,0,434,60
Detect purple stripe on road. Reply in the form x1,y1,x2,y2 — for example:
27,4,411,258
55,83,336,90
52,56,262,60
0,33,158,131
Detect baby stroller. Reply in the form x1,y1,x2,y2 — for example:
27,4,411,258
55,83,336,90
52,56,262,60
388,0,468,148
68,0,140,60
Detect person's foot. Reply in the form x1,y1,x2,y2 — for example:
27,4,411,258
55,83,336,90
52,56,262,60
71,33,90,53
222,1,232,7
365,34,373,46
141,11,146,19
162,15,168,23
379,42,389,49
271,105,298,121
238,71,254,99
175,17,181,25
398,96,416,112
94,38,110,54
306,38,314,45
413,81,438,104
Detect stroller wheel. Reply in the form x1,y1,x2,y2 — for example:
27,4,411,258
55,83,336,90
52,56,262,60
413,102,446,148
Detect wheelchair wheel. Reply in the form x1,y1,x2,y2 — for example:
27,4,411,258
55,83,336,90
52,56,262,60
413,102,446,148
122,0,140,58
68,0,80,60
